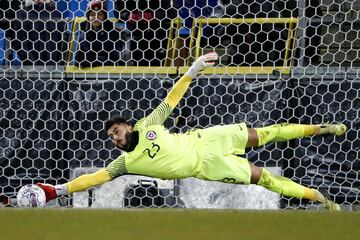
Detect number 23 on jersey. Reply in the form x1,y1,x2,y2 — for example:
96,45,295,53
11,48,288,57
143,142,160,159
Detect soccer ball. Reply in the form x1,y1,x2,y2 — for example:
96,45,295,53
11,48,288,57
17,184,46,208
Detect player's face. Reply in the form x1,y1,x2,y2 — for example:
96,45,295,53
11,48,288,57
107,123,133,150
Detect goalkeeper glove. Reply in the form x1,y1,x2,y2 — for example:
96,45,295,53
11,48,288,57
36,183,63,202
186,52,219,79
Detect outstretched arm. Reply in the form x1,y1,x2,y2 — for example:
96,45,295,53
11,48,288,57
64,169,112,193
165,52,219,109
37,155,127,202
136,52,219,129
37,169,112,202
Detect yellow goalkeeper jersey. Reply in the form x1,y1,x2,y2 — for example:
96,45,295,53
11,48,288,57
106,101,202,180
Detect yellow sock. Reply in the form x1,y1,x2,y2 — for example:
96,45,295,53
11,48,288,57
257,168,307,199
255,124,318,146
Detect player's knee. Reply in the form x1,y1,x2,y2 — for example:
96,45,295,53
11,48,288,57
250,164,263,184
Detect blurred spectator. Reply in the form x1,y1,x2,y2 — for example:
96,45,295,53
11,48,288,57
17,0,61,19
114,0,176,66
174,0,218,29
217,0,285,66
0,0,21,61
75,0,130,67
1,0,66,65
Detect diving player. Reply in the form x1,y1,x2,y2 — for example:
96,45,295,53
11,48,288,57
38,52,345,210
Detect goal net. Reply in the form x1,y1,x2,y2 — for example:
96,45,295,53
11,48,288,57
0,0,359,210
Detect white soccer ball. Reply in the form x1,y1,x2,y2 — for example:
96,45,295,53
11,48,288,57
17,184,46,208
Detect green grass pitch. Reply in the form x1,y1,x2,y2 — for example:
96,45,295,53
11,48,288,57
1,208,359,240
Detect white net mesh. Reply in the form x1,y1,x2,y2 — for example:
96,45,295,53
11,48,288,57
0,0,359,210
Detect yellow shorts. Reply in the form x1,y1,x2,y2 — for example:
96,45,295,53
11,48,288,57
195,123,251,185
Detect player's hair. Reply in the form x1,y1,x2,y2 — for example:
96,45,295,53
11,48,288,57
104,115,129,133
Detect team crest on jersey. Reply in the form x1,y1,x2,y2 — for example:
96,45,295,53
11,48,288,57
146,130,157,140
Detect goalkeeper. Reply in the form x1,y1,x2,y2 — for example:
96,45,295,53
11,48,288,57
38,52,346,211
